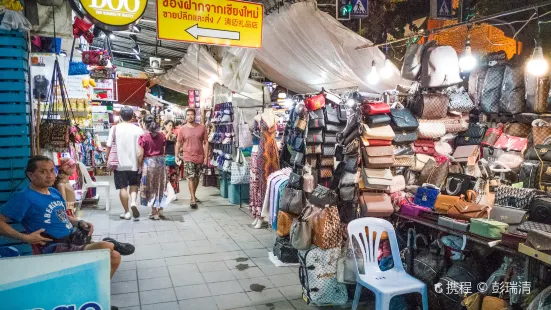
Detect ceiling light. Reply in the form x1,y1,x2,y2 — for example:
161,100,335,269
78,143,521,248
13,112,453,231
380,58,393,79
277,92,287,99
459,45,477,72
527,46,549,77
367,60,380,85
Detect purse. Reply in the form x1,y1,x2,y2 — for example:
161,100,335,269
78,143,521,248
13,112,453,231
362,101,391,115
494,185,536,210
306,130,323,144
393,130,418,145
414,185,440,209
411,154,435,172
308,110,326,129
365,114,391,127
340,171,359,187
401,43,425,80
343,155,358,173
305,144,322,155
320,167,334,179
392,155,414,167
361,124,395,141
526,230,551,252
288,172,302,189
309,185,338,206
364,146,394,169
452,145,479,163
418,114,470,134
337,104,347,123
448,89,475,113
494,134,528,153
414,140,435,155
529,196,551,224
280,187,304,215
291,151,304,166
504,123,531,138
326,124,346,133
455,124,487,146
324,132,337,144
400,202,432,217
434,195,461,214
447,199,489,220
361,168,393,187
442,173,477,196
276,211,298,236
532,119,551,145
322,144,336,156
305,93,326,111
490,205,528,232
230,149,251,185
500,231,527,249
438,216,470,232
339,186,356,201
359,192,394,217
481,126,503,146
290,207,313,250
519,160,541,189
418,159,449,188
325,104,341,125
361,137,393,147
320,156,334,167
526,145,551,161
390,107,418,130
310,206,342,249
294,118,307,132
517,220,551,233
417,122,446,139
413,93,449,119
342,139,360,155
469,218,509,239
389,175,406,193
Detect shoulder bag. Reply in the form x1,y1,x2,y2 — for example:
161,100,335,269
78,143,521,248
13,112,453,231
361,101,390,115
494,185,536,210
361,124,395,141
311,206,342,249
325,104,341,125
414,139,436,155
531,119,551,145
417,122,446,139
393,130,418,145
308,110,326,129
434,194,461,214
526,145,551,161
107,125,118,170
411,154,434,171
309,185,338,206
452,145,479,163
230,149,251,184
455,123,487,146
280,186,304,215
305,93,326,111
413,185,440,209
448,88,475,113
442,173,476,196
418,159,449,188
359,192,394,217
306,130,323,144
490,205,528,232
447,199,489,221
237,109,253,148
276,211,298,237
413,93,448,119
401,43,425,80
290,206,316,250
504,122,531,138
493,134,528,153
365,114,391,127
390,107,418,131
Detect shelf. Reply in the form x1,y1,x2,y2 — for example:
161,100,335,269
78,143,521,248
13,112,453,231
518,243,551,265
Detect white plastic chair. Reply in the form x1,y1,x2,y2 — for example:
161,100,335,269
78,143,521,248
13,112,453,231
347,218,428,310
78,162,111,211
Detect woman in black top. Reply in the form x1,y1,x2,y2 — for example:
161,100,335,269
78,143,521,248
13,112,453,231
163,120,179,194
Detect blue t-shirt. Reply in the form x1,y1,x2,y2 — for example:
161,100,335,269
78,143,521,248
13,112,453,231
0,187,73,239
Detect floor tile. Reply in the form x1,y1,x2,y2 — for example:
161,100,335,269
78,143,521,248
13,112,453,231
249,257,273,267
278,285,303,300
246,288,286,305
238,277,275,292
138,266,170,280
239,241,266,250
254,300,295,310
170,272,205,287
197,261,229,273
258,265,294,276
136,258,166,269
118,261,137,271
207,280,244,295
112,269,138,283
224,259,256,270
231,267,265,280
139,277,174,291
141,302,179,310
111,292,140,307
139,288,177,305
244,249,269,258
179,297,219,310
165,255,196,266
268,273,301,287
174,283,212,300
118,307,140,310
111,280,139,294
201,270,236,283
214,292,253,310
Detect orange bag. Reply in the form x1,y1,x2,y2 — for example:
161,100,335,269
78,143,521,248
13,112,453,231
276,211,297,237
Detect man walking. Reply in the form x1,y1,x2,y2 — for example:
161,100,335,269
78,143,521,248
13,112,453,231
176,108,207,209
106,106,143,220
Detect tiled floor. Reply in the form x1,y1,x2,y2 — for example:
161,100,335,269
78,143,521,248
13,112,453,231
81,176,367,310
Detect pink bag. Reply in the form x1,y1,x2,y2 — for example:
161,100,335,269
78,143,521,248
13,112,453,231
389,175,406,193
107,125,118,170
494,134,528,152
400,202,432,217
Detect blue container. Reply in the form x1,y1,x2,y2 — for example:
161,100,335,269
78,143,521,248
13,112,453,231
220,172,229,199
228,183,250,205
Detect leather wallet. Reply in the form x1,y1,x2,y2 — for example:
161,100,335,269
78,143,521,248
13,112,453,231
414,139,435,155
361,137,393,147
490,205,528,232
365,114,391,127
434,194,461,214
452,145,479,163
362,124,395,141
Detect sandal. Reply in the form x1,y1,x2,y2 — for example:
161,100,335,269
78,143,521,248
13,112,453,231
102,238,135,256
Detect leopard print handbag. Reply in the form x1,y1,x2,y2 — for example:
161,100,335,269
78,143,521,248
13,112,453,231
311,206,342,249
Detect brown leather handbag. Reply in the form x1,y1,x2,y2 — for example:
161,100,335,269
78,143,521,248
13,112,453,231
418,159,449,188
413,93,449,119
447,199,489,221
504,123,531,138
364,145,394,168
311,206,342,249
276,211,298,237
434,194,461,214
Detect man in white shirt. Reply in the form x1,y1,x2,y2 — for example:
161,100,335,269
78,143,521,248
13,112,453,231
106,106,143,221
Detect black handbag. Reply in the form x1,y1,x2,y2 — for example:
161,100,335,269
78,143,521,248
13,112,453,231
519,160,541,189
288,172,302,189
324,104,341,125
390,108,419,130
499,64,525,114
326,124,346,133
322,144,336,156
337,109,361,144
455,123,487,146
526,145,551,162
393,130,418,145
324,132,337,144
273,236,299,264
291,135,304,152
309,185,338,206
337,201,357,223
280,186,304,215
365,114,391,128
442,173,477,196
291,151,304,167
339,186,356,201
335,144,344,162
337,105,348,123
308,110,325,129
529,196,551,224
343,155,358,173
306,130,323,144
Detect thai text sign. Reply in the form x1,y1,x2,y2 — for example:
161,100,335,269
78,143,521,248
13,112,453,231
157,0,264,48
79,0,147,28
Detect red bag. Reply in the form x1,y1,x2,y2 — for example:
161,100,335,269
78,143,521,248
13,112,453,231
481,125,503,146
413,139,435,155
361,101,391,115
305,94,325,111
365,139,393,146
494,134,528,152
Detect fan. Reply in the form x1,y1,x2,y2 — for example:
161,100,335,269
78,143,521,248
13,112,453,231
144,57,166,75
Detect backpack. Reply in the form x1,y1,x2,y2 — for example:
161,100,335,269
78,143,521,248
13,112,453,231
420,44,462,88
298,246,348,306
499,64,525,114
480,64,506,113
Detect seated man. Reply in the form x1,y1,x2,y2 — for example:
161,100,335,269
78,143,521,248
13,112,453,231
0,156,134,298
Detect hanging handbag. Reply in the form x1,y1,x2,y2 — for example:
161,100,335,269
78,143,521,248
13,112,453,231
325,104,341,125
414,139,436,155
390,106,419,130
532,119,551,145
230,149,250,184
361,124,395,141
288,172,302,189
308,110,326,129
294,118,307,132
452,145,480,163
393,130,418,145
107,125,118,170
525,74,549,113
306,130,323,144
339,171,359,187
311,206,342,249
500,64,526,114
309,185,338,206
305,93,326,111
442,173,477,196
469,219,509,239
494,134,528,153
237,109,253,148
276,211,298,236
339,186,356,201
519,160,541,189
342,139,360,155
320,156,334,167
343,155,358,173
417,122,446,139
447,199,489,220
322,144,336,156
358,192,394,217
414,185,440,209
305,144,322,155
291,151,304,166
280,186,304,215
413,93,449,119
338,109,361,144
323,132,337,144
401,43,425,80
455,123,487,146
504,123,531,138
365,114,391,127
68,37,89,76
448,88,475,113
322,88,342,105
319,167,333,178
337,104,347,123
290,207,314,250
361,101,391,115
326,124,346,133
494,185,536,210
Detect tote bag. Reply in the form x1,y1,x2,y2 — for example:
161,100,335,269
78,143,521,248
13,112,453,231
231,149,250,184
238,109,253,148
107,125,119,170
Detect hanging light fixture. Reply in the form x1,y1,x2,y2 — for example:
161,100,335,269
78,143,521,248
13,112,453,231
367,60,380,85
459,25,477,72
380,46,393,79
527,9,549,77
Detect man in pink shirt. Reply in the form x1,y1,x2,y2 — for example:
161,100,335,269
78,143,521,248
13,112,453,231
175,109,207,208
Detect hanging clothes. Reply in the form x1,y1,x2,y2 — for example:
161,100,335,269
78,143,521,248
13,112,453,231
260,168,292,227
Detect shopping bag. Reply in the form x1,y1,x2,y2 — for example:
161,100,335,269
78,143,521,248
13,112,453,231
165,182,177,206
238,109,253,148
231,149,250,184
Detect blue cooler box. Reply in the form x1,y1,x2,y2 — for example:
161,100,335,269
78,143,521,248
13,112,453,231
228,183,250,205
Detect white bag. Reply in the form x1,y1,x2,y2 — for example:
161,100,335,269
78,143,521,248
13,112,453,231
230,150,250,184
237,109,253,148
165,182,176,205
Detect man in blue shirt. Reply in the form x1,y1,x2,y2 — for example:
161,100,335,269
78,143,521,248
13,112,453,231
0,156,134,282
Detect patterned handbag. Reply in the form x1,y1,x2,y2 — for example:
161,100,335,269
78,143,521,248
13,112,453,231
494,134,528,152
517,220,551,234
393,130,418,145
414,139,435,155
532,119,551,145
418,114,469,134
504,123,531,138
306,130,323,144
413,93,449,119
311,206,342,249
306,155,319,167
448,88,475,113
481,125,503,146
495,185,536,210
455,123,487,146
390,107,419,130
306,144,322,155
320,156,334,167
525,75,550,113
417,122,446,139
480,64,506,114
320,167,334,179
308,110,326,129
322,144,335,156
276,211,298,236
325,104,341,125
392,155,414,167
324,132,337,144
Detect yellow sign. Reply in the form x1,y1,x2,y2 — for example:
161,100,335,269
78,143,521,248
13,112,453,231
157,0,263,48
80,0,148,27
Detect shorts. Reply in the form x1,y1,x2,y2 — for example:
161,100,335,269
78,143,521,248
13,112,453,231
42,243,86,254
114,170,140,190
183,161,203,179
